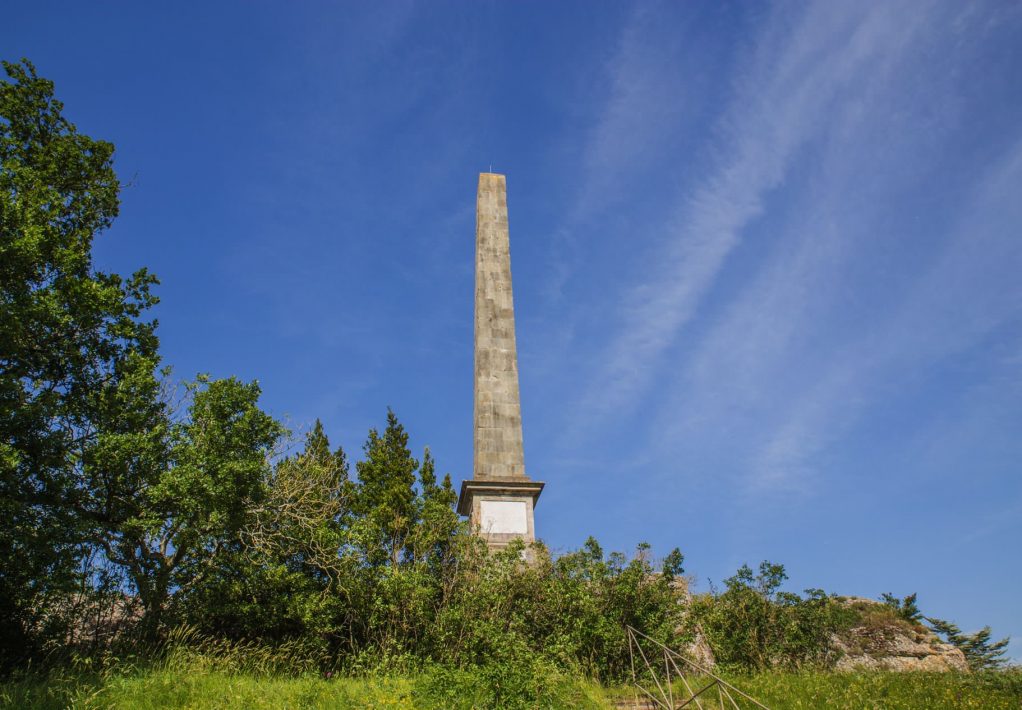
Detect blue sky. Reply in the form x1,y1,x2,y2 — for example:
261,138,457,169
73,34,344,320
6,1,1021,657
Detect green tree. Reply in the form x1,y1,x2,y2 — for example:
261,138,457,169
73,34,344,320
409,446,459,565
0,58,158,660
927,617,1010,670
249,419,352,584
351,410,420,568
344,411,463,658
181,420,352,645
881,592,923,623
87,374,283,638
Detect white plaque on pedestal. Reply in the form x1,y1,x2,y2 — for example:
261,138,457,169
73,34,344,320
479,500,528,534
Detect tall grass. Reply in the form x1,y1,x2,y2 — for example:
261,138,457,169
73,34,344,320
606,669,1022,710
2,632,1019,710
0,628,606,709
1,667,604,710
741,670,1022,710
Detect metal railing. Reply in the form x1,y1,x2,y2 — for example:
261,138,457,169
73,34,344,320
625,626,771,710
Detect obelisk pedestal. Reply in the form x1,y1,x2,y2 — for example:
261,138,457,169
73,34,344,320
457,173,543,552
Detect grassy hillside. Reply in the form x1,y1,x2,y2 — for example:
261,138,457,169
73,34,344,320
3,667,1020,709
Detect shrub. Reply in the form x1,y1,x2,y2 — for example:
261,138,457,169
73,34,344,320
691,561,855,671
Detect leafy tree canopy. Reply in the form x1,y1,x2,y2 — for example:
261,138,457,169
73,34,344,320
1,58,158,659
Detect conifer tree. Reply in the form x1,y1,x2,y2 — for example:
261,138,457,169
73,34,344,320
353,410,419,568
881,592,923,623
412,447,459,565
927,617,1010,670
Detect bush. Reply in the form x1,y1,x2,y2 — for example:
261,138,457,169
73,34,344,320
427,537,685,683
691,562,855,671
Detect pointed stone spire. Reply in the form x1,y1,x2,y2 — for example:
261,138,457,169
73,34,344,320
458,173,543,551
473,173,527,481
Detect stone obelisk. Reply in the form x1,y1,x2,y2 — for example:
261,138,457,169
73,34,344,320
457,173,544,552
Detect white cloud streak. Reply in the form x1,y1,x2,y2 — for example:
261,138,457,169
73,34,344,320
578,1,938,426
743,138,1022,492
541,3,697,304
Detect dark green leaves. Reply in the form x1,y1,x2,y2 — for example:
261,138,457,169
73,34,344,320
927,616,1011,670
1,58,159,662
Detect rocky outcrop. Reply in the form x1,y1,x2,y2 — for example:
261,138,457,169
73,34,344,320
683,625,716,671
833,629,968,672
671,578,717,670
832,598,968,672
674,590,967,673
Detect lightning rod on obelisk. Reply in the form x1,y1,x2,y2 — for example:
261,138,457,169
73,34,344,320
457,173,544,552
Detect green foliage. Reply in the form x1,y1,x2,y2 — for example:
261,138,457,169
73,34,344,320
544,539,684,681
0,628,610,709
427,536,685,684
692,561,856,671
341,412,462,661
1,58,159,664
80,374,284,639
881,592,923,624
700,669,1022,709
0,58,288,653
172,409,465,667
927,617,1011,670
176,420,350,644
249,418,352,586
351,409,422,568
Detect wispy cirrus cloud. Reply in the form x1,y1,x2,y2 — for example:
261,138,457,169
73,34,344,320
742,137,1022,492
573,1,940,430
541,2,699,304
636,0,1022,495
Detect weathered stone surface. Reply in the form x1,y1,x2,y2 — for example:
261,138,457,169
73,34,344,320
473,172,527,481
833,630,967,672
458,174,544,552
831,598,968,672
